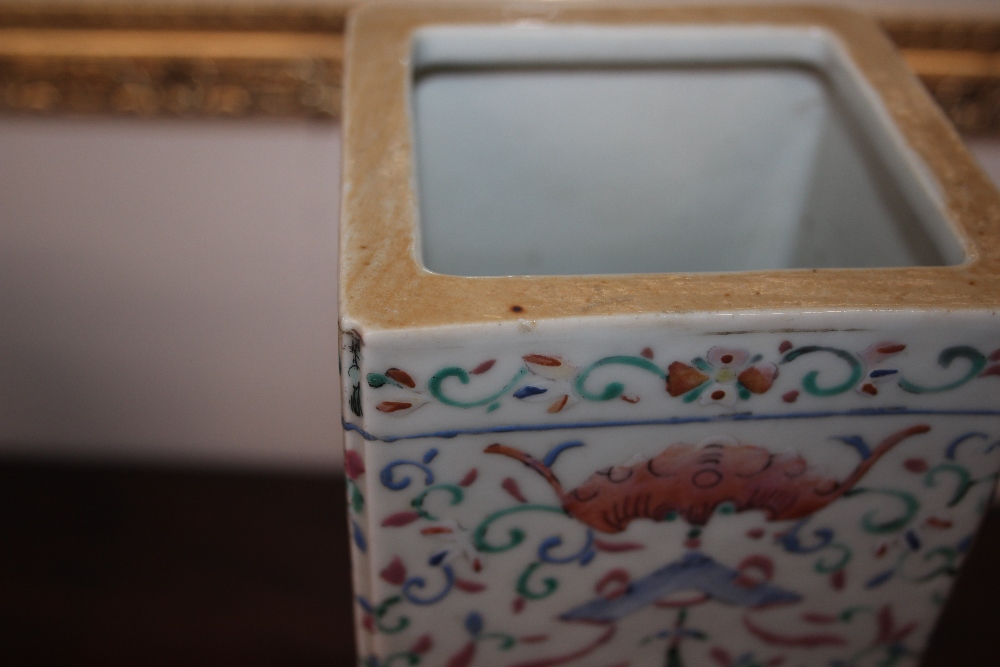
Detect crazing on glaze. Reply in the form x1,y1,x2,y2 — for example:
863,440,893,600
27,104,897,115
342,333,1000,667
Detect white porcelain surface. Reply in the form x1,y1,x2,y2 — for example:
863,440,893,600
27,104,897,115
413,27,961,276
343,311,1000,667
342,6,1000,667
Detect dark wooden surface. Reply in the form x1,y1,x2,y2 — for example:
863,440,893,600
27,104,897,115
1,459,997,666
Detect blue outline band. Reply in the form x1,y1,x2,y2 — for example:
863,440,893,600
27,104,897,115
343,407,1000,443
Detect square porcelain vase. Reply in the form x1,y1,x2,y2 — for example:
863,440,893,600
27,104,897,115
339,4,1000,666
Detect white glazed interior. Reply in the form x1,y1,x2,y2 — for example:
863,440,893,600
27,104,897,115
411,26,965,276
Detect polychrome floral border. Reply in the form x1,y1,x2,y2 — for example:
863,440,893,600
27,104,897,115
360,340,1000,419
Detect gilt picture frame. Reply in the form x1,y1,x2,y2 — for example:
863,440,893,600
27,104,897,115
0,2,997,135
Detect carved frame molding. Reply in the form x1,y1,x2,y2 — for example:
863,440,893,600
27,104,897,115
0,3,998,133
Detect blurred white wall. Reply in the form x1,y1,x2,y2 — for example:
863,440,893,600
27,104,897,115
2,122,997,472
1,0,999,471
0,117,343,470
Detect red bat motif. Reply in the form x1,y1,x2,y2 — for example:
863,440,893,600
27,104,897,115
485,424,930,533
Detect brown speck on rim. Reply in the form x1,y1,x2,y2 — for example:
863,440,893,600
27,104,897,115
510,305,524,313
970,281,977,286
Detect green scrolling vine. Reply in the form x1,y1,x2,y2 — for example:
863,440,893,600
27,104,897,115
364,341,1000,416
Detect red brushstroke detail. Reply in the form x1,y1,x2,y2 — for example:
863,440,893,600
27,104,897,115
410,634,433,654
459,468,479,487
502,477,528,503
454,578,486,593
667,362,710,397
513,596,526,613
507,625,617,667
362,615,375,633
548,395,570,413
519,635,549,644
734,555,774,588
471,359,496,375
684,537,702,549
876,606,894,642
593,539,645,553
924,516,953,529
860,384,878,395
382,511,421,527
892,622,918,644
344,450,365,480
596,569,631,600
620,394,640,404
746,528,766,539
778,340,793,353
377,401,412,413
875,605,917,644
710,647,732,666
781,390,799,403
421,526,453,535
991,349,1000,362
979,364,1000,378
738,365,777,394
904,458,929,473
641,347,655,359
473,558,483,573
831,569,846,590
875,543,889,558
523,354,561,367
386,368,416,388
802,613,839,624
380,557,407,585
877,344,906,354
447,641,477,667
743,614,847,647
